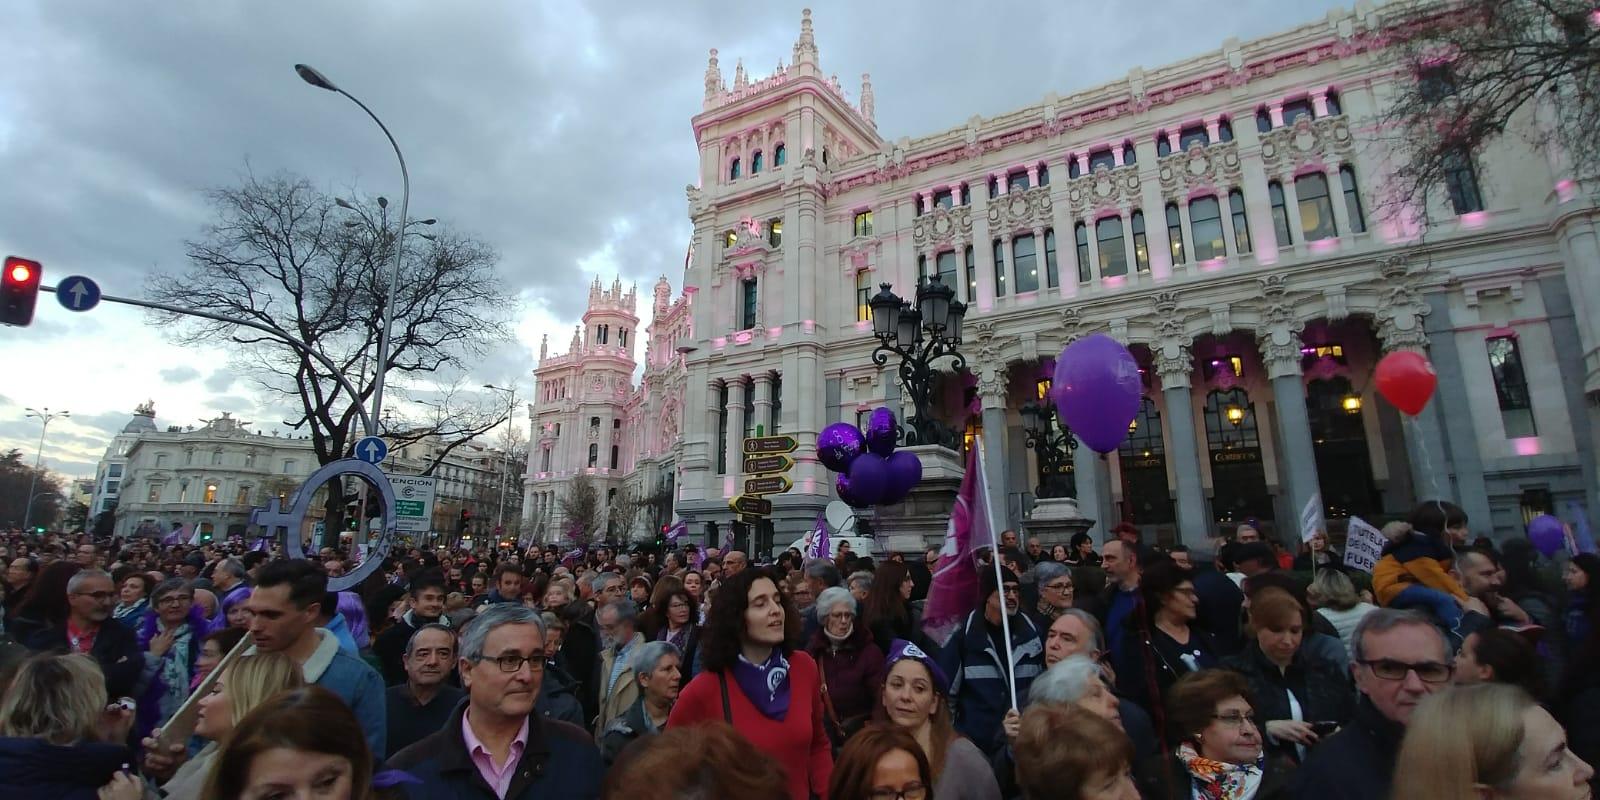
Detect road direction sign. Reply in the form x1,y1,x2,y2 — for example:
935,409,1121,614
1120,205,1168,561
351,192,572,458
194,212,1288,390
56,275,101,312
729,495,772,516
354,436,389,464
386,474,436,533
743,435,798,455
743,475,793,495
743,453,795,475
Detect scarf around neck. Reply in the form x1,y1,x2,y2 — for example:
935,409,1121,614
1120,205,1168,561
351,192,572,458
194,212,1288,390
1176,742,1264,800
731,649,791,721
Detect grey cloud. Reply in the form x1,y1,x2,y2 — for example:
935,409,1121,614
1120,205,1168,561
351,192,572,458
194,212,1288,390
204,369,237,392
159,366,202,383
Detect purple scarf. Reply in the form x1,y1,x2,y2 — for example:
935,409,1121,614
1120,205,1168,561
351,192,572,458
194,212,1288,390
731,649,791,721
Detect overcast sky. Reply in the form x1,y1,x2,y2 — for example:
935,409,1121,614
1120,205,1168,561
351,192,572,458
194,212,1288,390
0,0,1349,478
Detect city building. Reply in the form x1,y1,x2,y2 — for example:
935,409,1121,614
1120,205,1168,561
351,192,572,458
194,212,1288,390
531,5,1600,553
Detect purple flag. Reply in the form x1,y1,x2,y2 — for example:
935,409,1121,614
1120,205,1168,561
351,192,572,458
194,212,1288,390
803,512,830,560
921,446,992,647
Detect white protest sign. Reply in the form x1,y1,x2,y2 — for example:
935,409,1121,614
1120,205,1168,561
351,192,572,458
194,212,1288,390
387,474,437,533
1343,516,1386,573
1300,494,1326,543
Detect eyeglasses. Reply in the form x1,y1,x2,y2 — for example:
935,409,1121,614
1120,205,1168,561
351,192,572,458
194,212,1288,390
157,595,194,606
1043,581,1074,593
1358,658,1454,684
480,653,546,674
868,784,928,800
826,611,855,622
1211,712,1259,728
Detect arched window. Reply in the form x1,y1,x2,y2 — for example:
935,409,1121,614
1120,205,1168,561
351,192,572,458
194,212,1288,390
1178,125,1209,151
751,151,763,174
1218,118,1234,142
1340,166,1366,233
1038,164,1051,186
1130,210,1149,272
610,445,620,470
1190,196,1225,260
1122,140,1137,166
1204,388,1261,450
1325,89,1343,116
1229,189,1252,253
1074,223,1091,283
1156,133,1172,158
1121,397,1165,459
1096,216,1127,277
1255,107,1272,133
729,157,741,180
1166,203,1186,265
588,444,599,468
1068,157,1082,180
773,144,786,166
1268,181,1292,246
1295,173,1338,241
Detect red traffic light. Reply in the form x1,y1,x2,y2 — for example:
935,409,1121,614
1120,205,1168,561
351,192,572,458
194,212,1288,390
1,255,42,327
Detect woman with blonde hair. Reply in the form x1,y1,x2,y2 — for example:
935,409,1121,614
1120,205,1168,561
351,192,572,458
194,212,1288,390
202,685,401,800
142,652,306,800
0,652,142,799
1393,683,1593,800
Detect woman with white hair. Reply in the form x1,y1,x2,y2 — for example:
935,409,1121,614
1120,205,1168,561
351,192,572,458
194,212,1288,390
805,584,886,750
599,640,683,769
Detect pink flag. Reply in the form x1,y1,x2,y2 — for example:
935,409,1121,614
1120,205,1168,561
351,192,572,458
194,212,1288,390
921,446,994,647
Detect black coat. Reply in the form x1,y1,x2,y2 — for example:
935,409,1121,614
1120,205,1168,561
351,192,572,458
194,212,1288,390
387,701,602,800
1192,569,1246,658
1136,750,1295,800
25,620,142,701
1289,699,1404,800
0,737,130,800
1221,644,1354,763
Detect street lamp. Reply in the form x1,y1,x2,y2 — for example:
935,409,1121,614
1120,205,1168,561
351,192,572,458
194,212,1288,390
1019,399,1077,498
22,407,68,532
483,383,519,533
868,276,968,449
295,63,411,436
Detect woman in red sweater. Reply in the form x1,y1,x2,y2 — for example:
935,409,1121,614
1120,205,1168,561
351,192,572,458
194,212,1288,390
667,566,833,799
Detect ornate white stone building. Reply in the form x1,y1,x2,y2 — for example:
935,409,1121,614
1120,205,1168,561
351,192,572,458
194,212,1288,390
533,5,1600,552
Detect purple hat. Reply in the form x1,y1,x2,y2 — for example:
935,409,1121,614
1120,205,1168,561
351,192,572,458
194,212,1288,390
884,639,950,695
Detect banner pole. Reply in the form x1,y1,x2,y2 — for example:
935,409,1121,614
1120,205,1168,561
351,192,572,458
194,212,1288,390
974,436,1019,711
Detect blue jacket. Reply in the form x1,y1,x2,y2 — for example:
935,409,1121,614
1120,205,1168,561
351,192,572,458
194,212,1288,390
300,629,388,756
935,609,1044,757
387,701,602,800
0,737,130,800
325,613,360,655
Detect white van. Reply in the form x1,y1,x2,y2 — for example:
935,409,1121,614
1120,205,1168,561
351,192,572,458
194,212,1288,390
770,534,876,561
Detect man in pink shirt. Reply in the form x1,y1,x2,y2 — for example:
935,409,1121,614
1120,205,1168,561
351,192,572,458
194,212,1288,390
388,604,602,799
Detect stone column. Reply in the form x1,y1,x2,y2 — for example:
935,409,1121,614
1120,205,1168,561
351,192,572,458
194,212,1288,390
1378,308,1455,503
752,373,774,435
723,382,747,490
1073,437,1113,541
1259,326,1322,545
1326,164,1353,240
1157,342,1211,549
1280,173,1308,250
979,364,1012,531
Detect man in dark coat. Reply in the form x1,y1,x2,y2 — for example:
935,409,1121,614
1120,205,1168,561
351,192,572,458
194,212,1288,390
25,568,142,700
374,572,451,685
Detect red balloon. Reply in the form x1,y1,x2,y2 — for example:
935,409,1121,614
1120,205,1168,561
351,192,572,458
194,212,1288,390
1375,351,1438,416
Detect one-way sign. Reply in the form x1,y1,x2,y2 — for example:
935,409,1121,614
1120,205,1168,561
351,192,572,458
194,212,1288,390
354,436,389,465
56,275,101,312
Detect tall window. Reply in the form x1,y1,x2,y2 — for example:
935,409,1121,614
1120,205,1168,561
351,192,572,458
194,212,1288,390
1325,90,1342,116
203,483,218,504
853,210,874,237
1445,149,1484,214
716,384,728,474
965,244,976,302
742,381,756,438
1037,165,1050,186
740,278,758,329
243,452,255,467
1190,196,1225,260
148,483,162,502
1088,148,1117,172
619,328,629,348
1096,217,1127,277
1007,171,1030,193
1068,158,1082,179
1074,223,1091,282
751,151,763,174
610,445,620,470
936,251,959,293
1166,203,1186,265
1296,173,1339,241
773,144,786,166
770,373,782,434
212,450,223,466
1282,98,1314,125
768,219,783,247
1229,189,1253,253
959,182,972,206
933,189,953,209
1217,118,1234,142
1157,134,1172,157
993,239,1007,296
1130,211,1150,272
1269,181,1293,246
588,444,598,468
1340,166,1366,233
1122,141,1137,166
1013,234,1038,293
597,324,608,344
540,449,551,472
1487,336,1537,437
590,416,600,432
855,270,873,322
1178,125,1209,150
1044,228,1059,288
729,157,741,180
1255,107,1272,133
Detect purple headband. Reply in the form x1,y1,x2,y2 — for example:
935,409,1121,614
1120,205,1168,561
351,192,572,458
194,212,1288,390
884,639,950,695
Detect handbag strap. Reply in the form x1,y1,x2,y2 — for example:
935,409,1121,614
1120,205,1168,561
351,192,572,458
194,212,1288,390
719,671,733,724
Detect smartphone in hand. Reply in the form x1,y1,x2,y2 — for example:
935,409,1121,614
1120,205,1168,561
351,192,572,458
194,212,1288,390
1310,721,1340,737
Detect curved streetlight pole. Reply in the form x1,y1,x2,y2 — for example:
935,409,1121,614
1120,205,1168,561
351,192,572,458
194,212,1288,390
295,63,408,437
483,383,519,532
22,407,68,531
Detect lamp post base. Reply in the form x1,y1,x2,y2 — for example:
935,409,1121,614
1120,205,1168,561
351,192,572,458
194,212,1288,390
1025,495,1095,549
870,445,966,553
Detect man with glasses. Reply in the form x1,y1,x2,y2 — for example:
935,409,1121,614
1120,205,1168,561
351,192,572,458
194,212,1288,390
935,565,1045,759
592,599,645,737
1292,608,1453,800
25,568,142,700
389,603,603,799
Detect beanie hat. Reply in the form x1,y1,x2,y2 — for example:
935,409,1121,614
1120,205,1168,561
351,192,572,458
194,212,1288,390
981,565,1020,601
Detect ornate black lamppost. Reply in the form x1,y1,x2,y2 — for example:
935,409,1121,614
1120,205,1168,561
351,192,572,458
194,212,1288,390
869,276,968,449
1019,398,1077,498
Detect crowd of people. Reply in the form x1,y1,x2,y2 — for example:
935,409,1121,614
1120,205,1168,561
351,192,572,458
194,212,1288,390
0,498,1596,799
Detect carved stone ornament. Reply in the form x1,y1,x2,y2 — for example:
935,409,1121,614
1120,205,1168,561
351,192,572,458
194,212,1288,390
986,186,1054,236
977,363,1010,406
1369,255,1432,353
971,321,1004,369
1259,114,1354,175
911,204,974,250
1058,307,1089,344
725,217,772,259
1251,275,1309,379
1157,140,1243,196
1067,164,1141,219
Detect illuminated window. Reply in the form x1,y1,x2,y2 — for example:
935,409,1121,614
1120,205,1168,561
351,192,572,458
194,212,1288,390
1167,203,1186,265
1269,181,1292,246
768,218,783,248
1044,229,1059,288
1130,210,1149,272
203,483,218,504
724,230,737,249
236,486,251,505
855,270,873,322
853,211,874,237
1074,223,1091,283
1229,190,1252,253
1296,173,1339,241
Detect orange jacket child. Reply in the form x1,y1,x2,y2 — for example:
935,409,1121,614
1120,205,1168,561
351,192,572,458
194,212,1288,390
1371,521,1468,608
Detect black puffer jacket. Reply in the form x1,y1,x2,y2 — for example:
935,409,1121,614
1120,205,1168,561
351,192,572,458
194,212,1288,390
0,737,130,800
1222,642,1355,763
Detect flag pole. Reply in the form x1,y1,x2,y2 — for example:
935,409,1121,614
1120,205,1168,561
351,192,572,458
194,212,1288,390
974,436,1020,711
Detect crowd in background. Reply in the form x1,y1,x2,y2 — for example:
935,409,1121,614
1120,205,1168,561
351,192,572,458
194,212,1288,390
0,499,1596,799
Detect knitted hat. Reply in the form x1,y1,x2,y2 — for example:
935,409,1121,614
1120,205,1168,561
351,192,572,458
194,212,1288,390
980,565,1020,602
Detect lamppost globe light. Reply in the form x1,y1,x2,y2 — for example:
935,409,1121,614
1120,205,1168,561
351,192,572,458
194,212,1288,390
868,284,901,340
335,197,356,210
1019,400,1040,435
294,63,339,92
895,302,921,346
918,275,953,333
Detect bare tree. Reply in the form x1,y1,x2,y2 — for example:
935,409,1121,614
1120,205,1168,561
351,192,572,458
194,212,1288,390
558,473,600,549
1378,0,1600,218
606,485,644,544
0,449,62,530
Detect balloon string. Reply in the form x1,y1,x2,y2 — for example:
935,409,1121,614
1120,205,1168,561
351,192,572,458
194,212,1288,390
1406,416,1442,500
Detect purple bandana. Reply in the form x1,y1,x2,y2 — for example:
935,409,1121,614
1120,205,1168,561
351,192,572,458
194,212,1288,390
883,639,951,695
732,649,791,721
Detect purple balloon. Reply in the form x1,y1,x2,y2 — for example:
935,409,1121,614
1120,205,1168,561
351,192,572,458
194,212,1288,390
865,407,899,457
817,422,867,473
1051,333,1142,454
847,452,892,506
883,450,923,504
836,474,868,508
1527,514,1566,558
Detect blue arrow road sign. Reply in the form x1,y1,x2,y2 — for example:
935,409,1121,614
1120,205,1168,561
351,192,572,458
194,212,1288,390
56,275,101,312
354,436,389,464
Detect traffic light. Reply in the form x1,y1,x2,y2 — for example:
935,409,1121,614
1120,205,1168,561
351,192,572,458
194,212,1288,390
2,256,42,327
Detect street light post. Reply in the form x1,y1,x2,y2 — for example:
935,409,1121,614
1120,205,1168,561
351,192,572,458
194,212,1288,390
295,63,409,437
483,384,519,533
22,407,68,531
1019,399,1078,499
868,276,968,449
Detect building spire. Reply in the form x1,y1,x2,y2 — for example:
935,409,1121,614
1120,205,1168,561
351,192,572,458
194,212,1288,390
571,325,583,352
793,8,818,68
539,333,548,360
704,48,723,99
734,58,748,89
860,73,875,125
